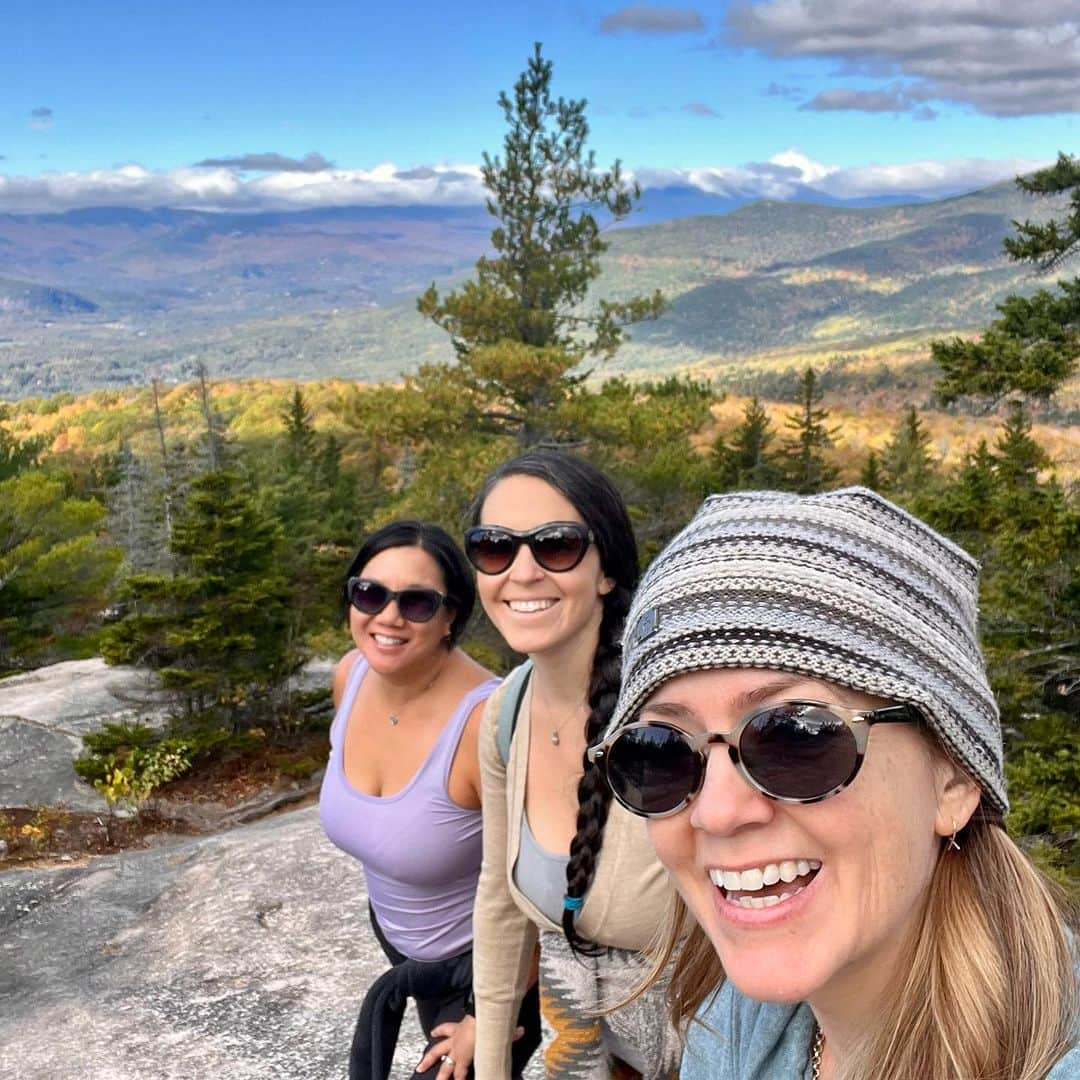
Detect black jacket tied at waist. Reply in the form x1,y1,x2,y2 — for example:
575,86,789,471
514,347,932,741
349,948,472,1080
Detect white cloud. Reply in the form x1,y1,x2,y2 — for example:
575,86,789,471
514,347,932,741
0,162,486,213
0,153,1052,214
726,0,1080,116
631,151,1051,200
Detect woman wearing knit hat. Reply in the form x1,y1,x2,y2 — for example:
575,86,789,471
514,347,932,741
589,487,1078,1080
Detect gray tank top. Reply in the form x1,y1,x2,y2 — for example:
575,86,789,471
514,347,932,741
514,814,570,924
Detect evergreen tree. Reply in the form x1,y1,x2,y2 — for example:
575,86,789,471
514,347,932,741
416,43,665,446
880,406,937,495
859,450,885,491
713,396,785,491
0,412,45,481
282,386,317,472
781,368,838,494
0,469,122,670
102,469,296,728
933,152,1080,406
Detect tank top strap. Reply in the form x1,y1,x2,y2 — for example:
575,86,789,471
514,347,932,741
331,652,369,745
434,676,500,793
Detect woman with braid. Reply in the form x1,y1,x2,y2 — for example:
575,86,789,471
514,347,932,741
463,450,680,1080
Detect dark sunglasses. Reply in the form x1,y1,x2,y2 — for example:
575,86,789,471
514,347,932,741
346,577,452,623
463,521,594,575
588,699,922,816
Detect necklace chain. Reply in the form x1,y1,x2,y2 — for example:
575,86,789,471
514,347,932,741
385,665,443,726
811,1024,825,1080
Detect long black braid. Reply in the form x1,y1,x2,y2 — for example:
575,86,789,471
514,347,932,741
561,582,632,953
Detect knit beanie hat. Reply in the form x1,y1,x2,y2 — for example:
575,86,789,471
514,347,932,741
609,487,1006,814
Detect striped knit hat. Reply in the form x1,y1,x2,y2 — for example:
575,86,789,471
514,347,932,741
609,487,1006,814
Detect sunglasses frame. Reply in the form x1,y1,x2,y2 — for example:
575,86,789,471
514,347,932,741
588,699,922,817
463,521,595,575
345,576,452,624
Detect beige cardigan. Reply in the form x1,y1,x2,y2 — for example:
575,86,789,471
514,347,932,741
471,674,673,1079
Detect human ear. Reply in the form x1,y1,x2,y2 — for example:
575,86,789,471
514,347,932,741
932,759,982,839
598,574,615,597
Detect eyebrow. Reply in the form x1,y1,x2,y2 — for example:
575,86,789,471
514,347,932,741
640,674,813,723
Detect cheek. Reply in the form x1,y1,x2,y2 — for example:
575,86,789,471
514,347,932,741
647,814,695,874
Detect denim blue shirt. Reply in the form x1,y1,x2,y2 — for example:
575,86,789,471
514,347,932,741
680,981,1080,1079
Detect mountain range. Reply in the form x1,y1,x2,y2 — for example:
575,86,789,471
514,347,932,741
0,181,1063,401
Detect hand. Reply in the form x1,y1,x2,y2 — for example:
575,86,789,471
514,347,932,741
415,1015,475,1080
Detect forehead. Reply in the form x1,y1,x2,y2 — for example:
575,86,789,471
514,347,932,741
480,474,584,530
361,544,445,589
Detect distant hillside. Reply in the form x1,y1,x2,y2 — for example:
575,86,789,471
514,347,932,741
0,181,1066,400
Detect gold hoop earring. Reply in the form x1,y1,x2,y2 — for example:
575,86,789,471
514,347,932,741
947,818,961,852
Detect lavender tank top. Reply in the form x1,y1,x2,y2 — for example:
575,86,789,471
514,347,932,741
319,655,498,961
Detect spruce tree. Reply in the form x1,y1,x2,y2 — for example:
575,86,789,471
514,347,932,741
881,406,936,495
102,469,296,728
781,368,838,494
713,396,785,491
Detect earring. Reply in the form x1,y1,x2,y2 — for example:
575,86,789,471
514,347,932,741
947,818,961,852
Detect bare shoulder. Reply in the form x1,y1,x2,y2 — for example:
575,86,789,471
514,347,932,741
332,648,363,707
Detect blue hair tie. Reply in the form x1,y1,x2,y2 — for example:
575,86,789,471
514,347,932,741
563,895,584,911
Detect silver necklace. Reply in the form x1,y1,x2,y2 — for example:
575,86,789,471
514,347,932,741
811,1025,824,1080
549,714,577,746
386,668,442,726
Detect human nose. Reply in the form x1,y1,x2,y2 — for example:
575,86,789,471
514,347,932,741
506,540,544,582
688,743,775,836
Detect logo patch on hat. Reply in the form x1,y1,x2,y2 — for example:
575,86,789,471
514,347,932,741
634,607,660,643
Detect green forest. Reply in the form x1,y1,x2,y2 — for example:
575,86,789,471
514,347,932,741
1,48,1078,884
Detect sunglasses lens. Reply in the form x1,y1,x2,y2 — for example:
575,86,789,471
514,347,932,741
465,529,517,574
606,724,702,816
396,589,441,623
532,526,589,572
349,579,389,615
740,705,858,801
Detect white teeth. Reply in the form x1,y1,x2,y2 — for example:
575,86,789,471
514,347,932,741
761,895,781,908
709,860,822,893
507,599,555,613
373,634,405,645
739,867,764,891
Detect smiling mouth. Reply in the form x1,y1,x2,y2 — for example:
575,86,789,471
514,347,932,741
372,633,406,646
708,859,822,909
506,599,556,613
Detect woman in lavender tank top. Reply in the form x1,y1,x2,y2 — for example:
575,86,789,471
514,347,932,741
320,520,541,1080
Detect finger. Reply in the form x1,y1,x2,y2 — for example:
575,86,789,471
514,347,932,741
415,1041,450,1074
429,1022,458,1039
512,1026,525,1041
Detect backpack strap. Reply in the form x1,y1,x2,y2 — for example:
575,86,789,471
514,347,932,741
496,660,533,765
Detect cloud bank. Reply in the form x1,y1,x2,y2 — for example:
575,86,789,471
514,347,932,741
727,0,1080,117
0,153,1050,214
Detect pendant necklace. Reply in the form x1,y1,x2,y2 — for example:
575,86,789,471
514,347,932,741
386,666,442,726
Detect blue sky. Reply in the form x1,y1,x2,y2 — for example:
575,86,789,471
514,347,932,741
2,0,1077,211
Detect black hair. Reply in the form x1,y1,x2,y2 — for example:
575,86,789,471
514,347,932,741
341,519,476,646
472,450,639,953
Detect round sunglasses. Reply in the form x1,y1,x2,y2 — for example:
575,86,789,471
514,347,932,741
588,699,922,816
463,521,594,575
346,577,452,624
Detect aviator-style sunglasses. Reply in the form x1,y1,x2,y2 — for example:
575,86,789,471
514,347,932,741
346,577,452,623
588,699,922,816
464,521,594,575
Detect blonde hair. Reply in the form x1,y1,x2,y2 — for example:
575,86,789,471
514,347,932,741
647,815,1078,1080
